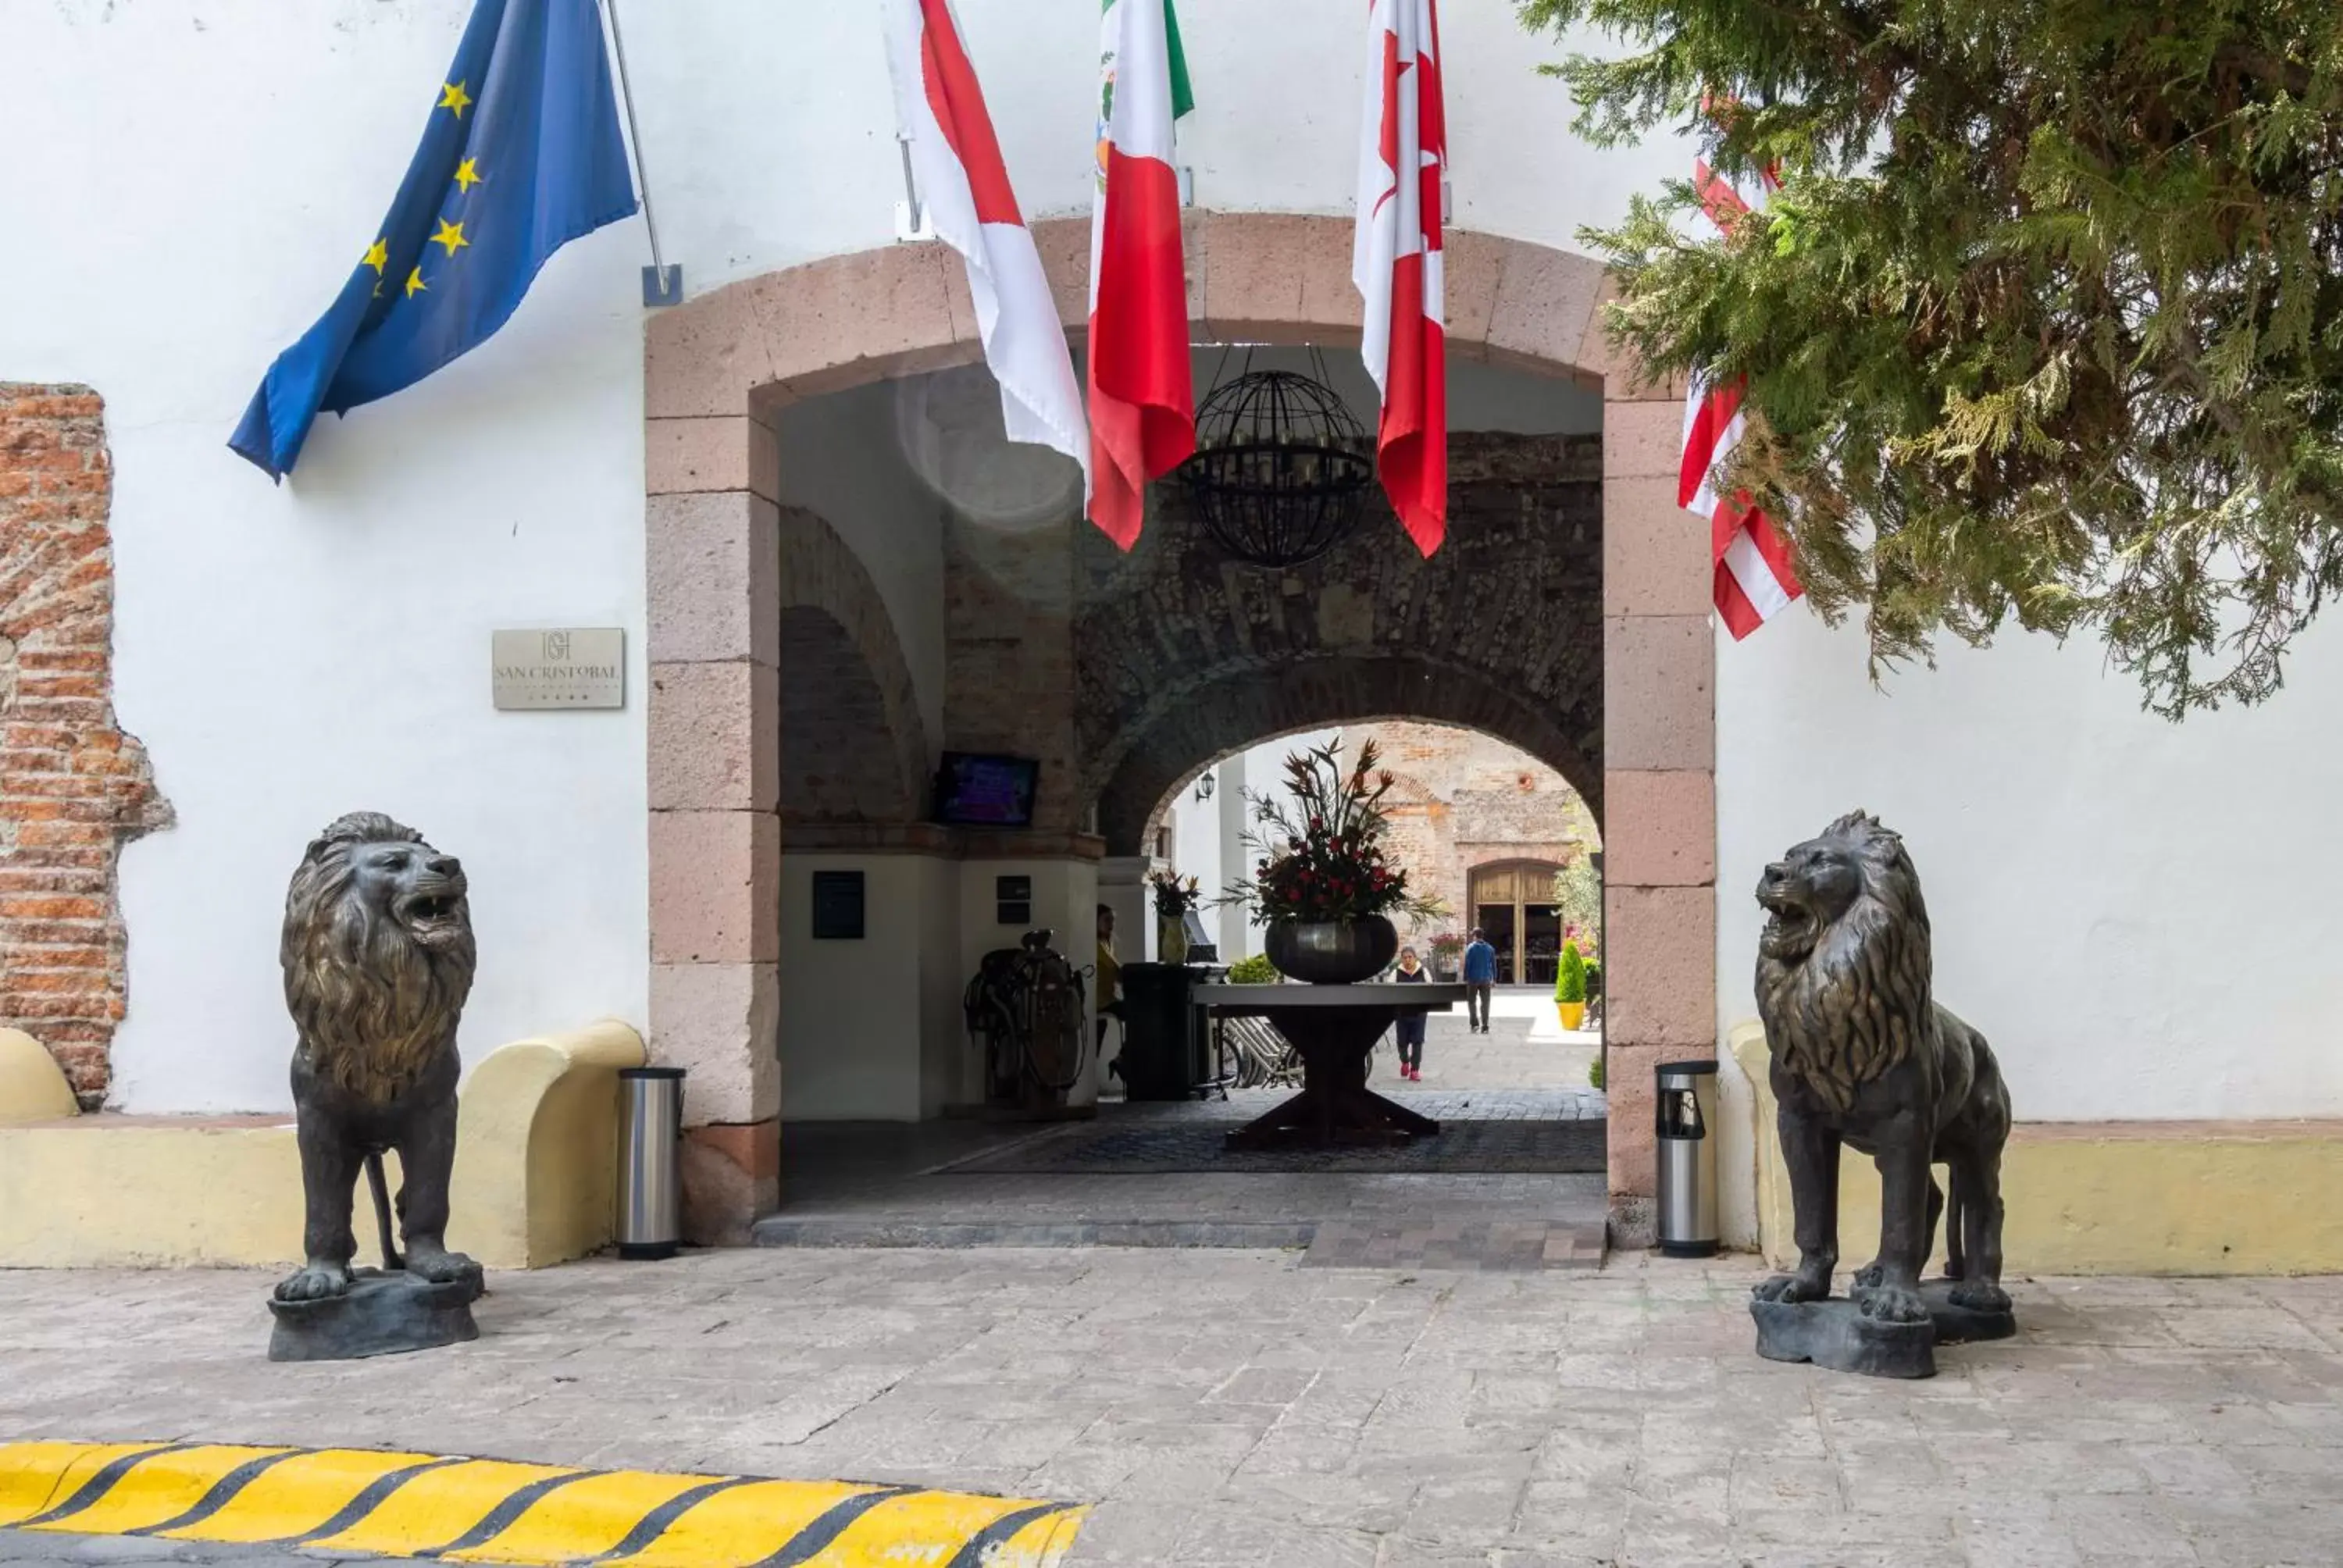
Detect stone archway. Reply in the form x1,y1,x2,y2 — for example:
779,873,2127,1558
644,211,1717,1245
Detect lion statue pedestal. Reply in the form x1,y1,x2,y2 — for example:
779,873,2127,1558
265,813,486,1363
1746,811,2017,1381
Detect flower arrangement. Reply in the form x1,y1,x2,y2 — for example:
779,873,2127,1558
1221,738,1444,925
1147,869,1201,919
1428,932,1464,961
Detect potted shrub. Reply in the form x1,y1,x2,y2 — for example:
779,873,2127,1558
1221,738,1443,984
1555,939,1588,1032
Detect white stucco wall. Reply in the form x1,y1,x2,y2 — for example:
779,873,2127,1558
1717,612,2343,1121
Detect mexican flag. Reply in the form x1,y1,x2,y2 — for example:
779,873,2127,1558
1086,0,1195,551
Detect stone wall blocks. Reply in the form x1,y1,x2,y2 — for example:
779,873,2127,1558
1603,615,1714,773
649,662,779,814
1604,476,1714,620
647,492,781,667
648,811,782,965
1604,770,1717,888
1603,886,1717,1049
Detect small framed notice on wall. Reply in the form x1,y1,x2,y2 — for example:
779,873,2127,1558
995,875,1031,927
810,871,865,940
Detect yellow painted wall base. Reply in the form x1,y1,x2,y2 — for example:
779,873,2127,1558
0,1021,644,1271
1731,1022,2343,1277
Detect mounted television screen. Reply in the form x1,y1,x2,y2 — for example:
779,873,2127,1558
934,753,1040,828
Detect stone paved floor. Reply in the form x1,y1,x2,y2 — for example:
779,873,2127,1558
5,1251,2341,1566
754,998,1612,1270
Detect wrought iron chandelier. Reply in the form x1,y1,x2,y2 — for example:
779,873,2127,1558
1178,350,1373,568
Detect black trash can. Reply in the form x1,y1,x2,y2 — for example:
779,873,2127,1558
1115,962,1204,1100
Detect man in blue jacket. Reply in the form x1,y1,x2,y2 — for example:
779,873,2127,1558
1461,928,1497,1034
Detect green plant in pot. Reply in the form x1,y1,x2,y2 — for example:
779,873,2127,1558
1221,737,1443,984
1554,939,1588,1032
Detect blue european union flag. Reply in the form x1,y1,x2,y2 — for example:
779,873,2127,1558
230,0,638,480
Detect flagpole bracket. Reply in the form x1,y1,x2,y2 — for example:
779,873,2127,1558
1178,166,1196,207
642,265,683,308
894,201,935,244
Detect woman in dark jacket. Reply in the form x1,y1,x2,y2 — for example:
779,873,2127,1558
1392,945,1430,1082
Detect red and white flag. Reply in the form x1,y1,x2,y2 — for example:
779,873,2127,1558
883,0,1086,476
1353,0,1449,557
1681,158,1803,639
1086,0,1196,550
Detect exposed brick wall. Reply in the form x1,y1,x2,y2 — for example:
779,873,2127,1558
1333,721,1599,948
0,384,169,1108
775,504,929,824
1073,433,1604,849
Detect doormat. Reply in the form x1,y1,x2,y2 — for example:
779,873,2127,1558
933,1114,1607,1175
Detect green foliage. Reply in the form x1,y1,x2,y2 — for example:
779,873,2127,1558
1588,1053,1606,1091
1584,958,1603,1000
1225,953,1280,984
1550,857,1601,949
1556,939,1589,1003
1520,0,2343,716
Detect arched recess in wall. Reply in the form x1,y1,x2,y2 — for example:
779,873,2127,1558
776,504,927,824
1092,653,1604,857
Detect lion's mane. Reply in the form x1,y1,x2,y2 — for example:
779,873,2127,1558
1756,811,1933,1114
280,812,476,1103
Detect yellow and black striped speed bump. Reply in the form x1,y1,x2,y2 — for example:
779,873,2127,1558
0,1442,1086,1567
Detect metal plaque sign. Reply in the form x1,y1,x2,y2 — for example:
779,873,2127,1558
492,629,626,711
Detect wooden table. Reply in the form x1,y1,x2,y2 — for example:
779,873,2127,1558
1191,982,1466,1149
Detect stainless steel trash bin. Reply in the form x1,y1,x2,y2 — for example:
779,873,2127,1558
1655,1060,1720,1258
617,1066,685,1260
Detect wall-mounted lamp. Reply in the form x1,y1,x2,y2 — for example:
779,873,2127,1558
1194,772,1216,803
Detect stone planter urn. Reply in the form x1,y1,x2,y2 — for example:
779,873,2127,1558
1264,916,1398,985
1158,916,1189,965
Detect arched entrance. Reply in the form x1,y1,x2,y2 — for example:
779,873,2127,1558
644,211,1717,1246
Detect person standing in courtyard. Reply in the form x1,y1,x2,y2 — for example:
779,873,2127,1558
1392,944,1430,1080
1095,903,1123,1060
1462,927,1496,1033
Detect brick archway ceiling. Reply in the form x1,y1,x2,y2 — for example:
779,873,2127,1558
1076,431,1604,853
1092,653,1602,857
776,505,927,822
777,608,916,821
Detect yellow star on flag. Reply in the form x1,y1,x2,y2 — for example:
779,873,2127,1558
431,219,470,257
405,266,429,299
439,80,473,118
454,158,483,194
362,237,389,275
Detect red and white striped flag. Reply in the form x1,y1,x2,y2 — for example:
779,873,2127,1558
1353,0,1449,557
1681,159,1803,639
1086,0,1196,550
883,0,1086,477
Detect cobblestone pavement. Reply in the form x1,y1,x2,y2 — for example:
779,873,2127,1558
5,1251,2341,1566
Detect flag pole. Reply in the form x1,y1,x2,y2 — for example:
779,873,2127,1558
599,0,679,304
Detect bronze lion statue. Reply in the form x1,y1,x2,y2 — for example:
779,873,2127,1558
276,812,480,1303
1753,811,2012,1323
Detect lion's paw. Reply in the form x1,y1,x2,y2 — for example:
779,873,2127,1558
405,1247,481,1288
1947,1281,2011,1314
1753,1272,1829,1305
274,1262,354,1303
1855,1282,1930,1324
